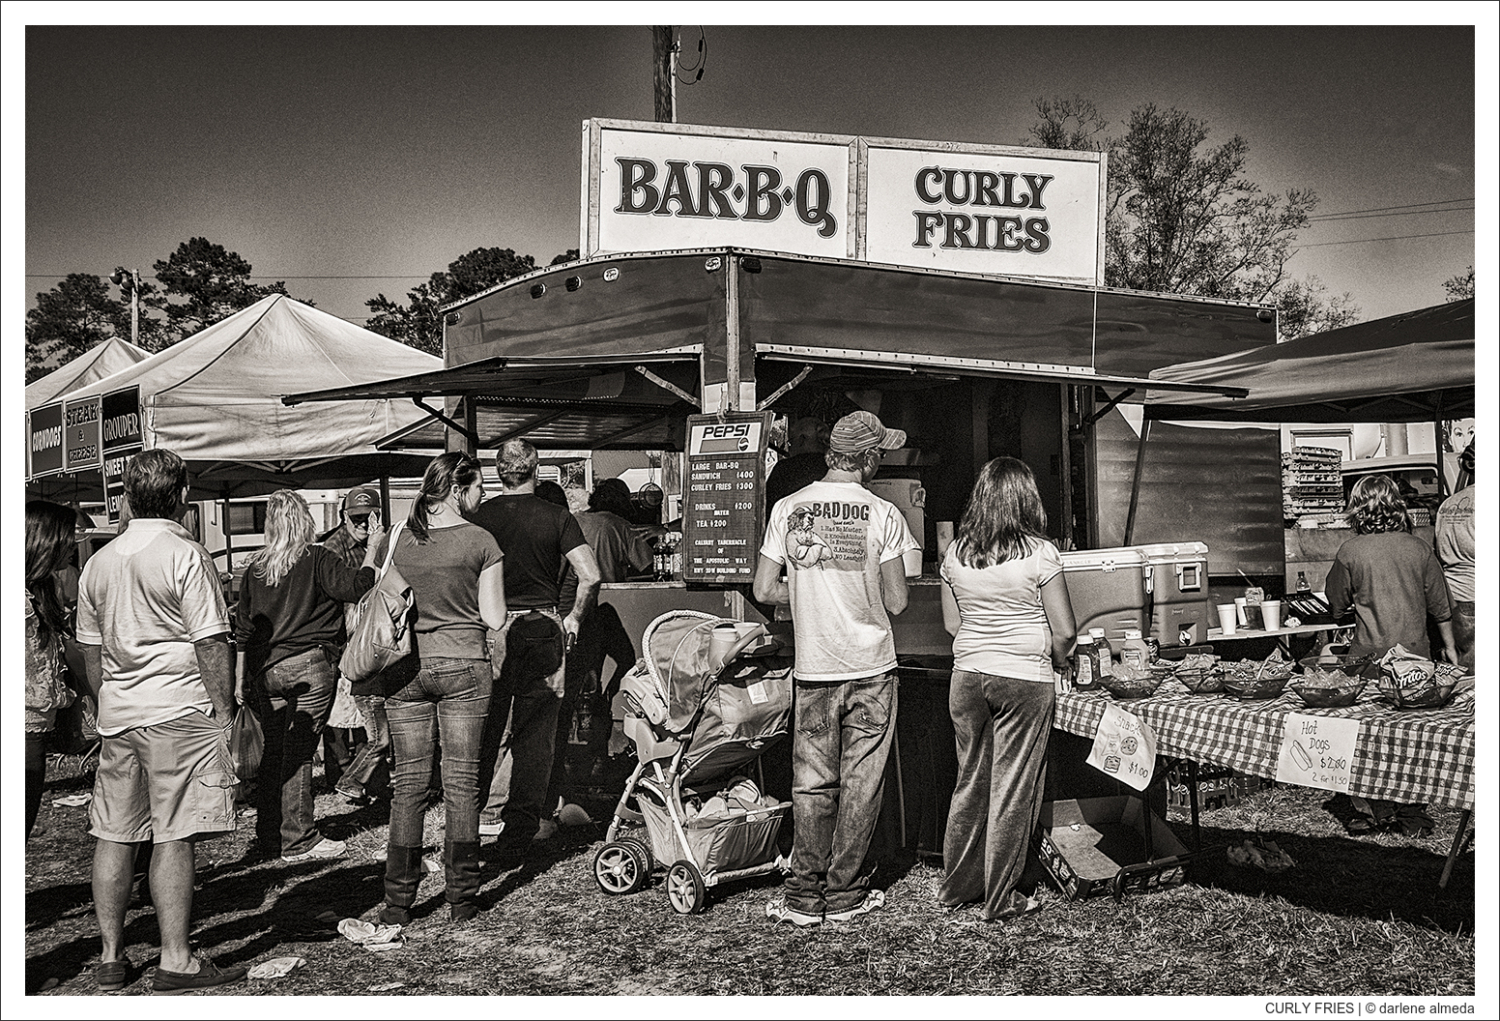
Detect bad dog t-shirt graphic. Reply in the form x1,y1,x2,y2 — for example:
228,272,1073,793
784,499,872,570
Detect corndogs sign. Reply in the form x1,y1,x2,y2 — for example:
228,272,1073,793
582,120,1105,285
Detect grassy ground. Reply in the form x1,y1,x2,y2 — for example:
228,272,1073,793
24,752,1475,999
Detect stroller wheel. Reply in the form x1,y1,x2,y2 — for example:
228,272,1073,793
594,841,650,896
667,860,706,915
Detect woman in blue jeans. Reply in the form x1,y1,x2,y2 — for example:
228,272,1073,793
237,490,381,861
938,458,1075,922
379,452,506,923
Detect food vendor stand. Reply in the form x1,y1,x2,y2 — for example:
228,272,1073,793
283,120,1299,864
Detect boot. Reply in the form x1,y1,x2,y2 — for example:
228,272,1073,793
380,843,424,925
445,839,484,922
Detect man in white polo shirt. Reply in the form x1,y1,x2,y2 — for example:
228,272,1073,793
76,448,247,994
753,410,918,927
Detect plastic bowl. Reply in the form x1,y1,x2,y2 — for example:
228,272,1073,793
1097,671,1162,700
1220,671,1289,701
1377,673,1459,710
1289,677,1368,708
1298,653,1379,679
1173,667,1225,694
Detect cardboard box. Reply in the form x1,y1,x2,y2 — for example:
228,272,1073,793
1035,796,1190,900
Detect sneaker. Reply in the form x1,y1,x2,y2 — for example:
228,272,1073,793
335,783,370,806
533,817,559,842
825,888,885,923
95,958,131,992
150,956,248,995
477,818,504,838
766,897,822,927
281,837,346,863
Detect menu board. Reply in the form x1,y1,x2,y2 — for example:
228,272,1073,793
682,411,771,583
64,396,103,472
28,402,66,478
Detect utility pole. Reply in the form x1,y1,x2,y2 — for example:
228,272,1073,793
652,26,676,123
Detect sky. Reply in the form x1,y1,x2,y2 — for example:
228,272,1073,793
9,10,1492,333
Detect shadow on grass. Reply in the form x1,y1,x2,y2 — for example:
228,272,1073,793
1177,820,1473,933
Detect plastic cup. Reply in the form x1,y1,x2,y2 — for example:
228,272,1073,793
1217,604,1239,635
1261,600,1282,632
902,548,923,577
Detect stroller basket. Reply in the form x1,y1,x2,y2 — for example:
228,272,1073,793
638,794,789,876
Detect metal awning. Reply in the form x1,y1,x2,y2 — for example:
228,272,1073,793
284,352,702,451
753,344,1250,398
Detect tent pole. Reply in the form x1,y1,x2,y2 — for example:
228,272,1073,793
1123,416,1152,546
1433,393,1448,500
380,476,392,527
221,488,235,573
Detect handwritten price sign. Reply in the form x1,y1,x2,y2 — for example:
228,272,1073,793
1086,704,1157,791
1275,713,1360,793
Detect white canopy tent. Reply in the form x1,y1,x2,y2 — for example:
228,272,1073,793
31,294,443,501
25,335,151,410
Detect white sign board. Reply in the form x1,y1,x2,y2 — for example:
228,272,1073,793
583,121,1105,283
591,124,853,259
864,143,1104,284
1276,713,1360,794
1086,703,1158,791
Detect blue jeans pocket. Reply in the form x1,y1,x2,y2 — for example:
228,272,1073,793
848,682,893,735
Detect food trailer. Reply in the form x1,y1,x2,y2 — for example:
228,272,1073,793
286,120,1278,654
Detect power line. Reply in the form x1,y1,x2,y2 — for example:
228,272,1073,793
1293,229,1474,249
1308,197,1474,219
1309,206,1472,224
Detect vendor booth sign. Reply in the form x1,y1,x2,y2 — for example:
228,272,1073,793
587,121,854,259
1276,713,1360,794
1086,703,1158,791
683,411,770,584
864,140,1104,283
28,402,66,478
583,120,1104,285
64,396,102,472
101,386,144,525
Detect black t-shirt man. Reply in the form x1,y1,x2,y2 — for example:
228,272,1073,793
469,494,588,610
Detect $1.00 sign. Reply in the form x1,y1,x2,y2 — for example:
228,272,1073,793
682,412,770,583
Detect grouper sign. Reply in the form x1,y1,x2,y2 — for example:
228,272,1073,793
614,158,839,239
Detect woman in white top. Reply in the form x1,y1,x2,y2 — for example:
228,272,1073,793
937,457,1075,922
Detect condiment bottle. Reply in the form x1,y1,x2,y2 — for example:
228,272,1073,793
1119,628,1150,672
1073,633,1097,691
1295,571,1311,594
1089,627,1114,678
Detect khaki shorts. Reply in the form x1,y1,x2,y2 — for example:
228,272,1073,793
89,710,237,844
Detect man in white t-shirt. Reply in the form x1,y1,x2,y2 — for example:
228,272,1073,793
76,448,246,993
753,410,918,926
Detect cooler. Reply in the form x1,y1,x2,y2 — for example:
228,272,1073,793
1136,541,1212,648
1059,547,1149,643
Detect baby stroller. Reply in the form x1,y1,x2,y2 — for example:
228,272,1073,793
592,610,794,914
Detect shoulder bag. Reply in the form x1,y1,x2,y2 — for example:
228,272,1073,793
339,522,417,684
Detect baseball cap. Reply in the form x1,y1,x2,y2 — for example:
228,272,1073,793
828,410,906,455
343,486,381,515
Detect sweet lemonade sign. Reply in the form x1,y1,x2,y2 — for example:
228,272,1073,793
583,119,1104,285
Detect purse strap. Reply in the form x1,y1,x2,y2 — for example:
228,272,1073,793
379,521,403,578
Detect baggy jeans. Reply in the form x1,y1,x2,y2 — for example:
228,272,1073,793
253,647,338,856
937,669,1054,921
479,608,566,851
785,670,898,916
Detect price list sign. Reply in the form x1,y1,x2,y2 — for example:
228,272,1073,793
682,411,771,583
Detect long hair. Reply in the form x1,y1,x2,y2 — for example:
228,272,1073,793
26,500,78,639
245,490,315,586
953,457,1049,569
1345,474,1412,535
409,451,483,541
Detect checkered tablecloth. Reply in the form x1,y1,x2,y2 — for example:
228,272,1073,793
1054,682,1475,810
